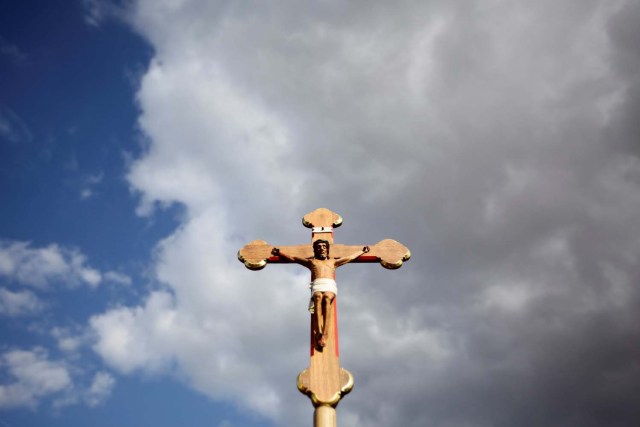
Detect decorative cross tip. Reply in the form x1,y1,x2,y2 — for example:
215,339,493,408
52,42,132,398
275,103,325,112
297,367,354,407
371,239,411,269
237,240,272,270
302,208,343,229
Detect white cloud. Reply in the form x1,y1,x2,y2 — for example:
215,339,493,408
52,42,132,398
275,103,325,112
0,348,117,410
84,371,115,407
0,239,103,289
0,288,43,316
90,292,179,374
82,0,128,27
104,271,132,286
80,172,104,200
0,36,26,64
51,327,85,353
0,348,72,409
0,106,32,143
87,0,640,426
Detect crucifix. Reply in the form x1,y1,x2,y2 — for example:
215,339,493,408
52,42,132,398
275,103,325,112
238,208,410,426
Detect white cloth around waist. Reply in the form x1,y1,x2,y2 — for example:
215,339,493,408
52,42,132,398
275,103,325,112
309,278,337,295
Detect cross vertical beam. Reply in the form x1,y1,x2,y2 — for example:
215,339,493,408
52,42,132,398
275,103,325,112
238,208,410,426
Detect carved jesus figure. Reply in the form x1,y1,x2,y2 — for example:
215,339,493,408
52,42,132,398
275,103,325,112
272,240,369,349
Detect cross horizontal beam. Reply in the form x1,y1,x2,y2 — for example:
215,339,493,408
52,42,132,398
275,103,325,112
238,239,410,271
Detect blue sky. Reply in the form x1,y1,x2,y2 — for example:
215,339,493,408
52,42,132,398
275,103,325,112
0,1,248,426
1,1,156,262
2,1,640,426
1,2,266,426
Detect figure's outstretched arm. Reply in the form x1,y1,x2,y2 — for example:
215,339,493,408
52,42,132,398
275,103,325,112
335,246,369,267
272,247,311,266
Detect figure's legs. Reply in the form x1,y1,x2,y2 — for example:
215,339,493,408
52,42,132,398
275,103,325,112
312,292,323,348
318,291,335,348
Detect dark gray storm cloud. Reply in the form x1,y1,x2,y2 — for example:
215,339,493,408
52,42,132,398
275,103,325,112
92,0,640,426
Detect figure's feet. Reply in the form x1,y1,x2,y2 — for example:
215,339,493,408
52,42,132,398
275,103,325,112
318,334,327,348
315,333,326,350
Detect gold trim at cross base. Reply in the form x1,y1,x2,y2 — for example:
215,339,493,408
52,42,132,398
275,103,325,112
297,367,354,408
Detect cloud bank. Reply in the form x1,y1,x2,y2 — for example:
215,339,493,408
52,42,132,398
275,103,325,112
0,239,130,290
0,348,114,410
91,1,640,426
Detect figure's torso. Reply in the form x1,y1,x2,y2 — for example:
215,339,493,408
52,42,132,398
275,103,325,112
308,259,336,280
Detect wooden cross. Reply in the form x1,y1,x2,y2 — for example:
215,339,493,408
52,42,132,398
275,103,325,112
238,208,410,426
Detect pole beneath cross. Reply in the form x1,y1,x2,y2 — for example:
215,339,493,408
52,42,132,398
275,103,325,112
238,208,410,427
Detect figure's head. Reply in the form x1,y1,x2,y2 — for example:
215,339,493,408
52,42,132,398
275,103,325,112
313,240,330,259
